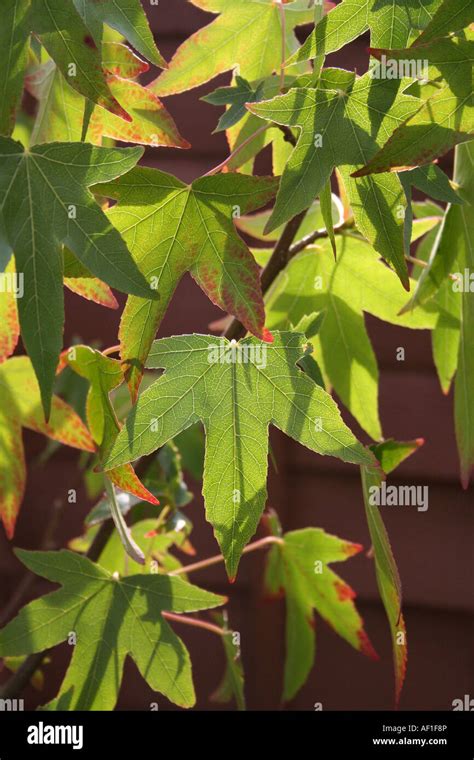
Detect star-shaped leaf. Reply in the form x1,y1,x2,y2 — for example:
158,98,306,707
287,0,443,67
29,51,188,148
149,0,315,96
0,138,154,417
0,356,95,538
103,331,375,578
0,549,225,709
248,69,423,288
0,0,167,136
354,34,474,177
264,518,377,702
96,167,279,399
202,76,265,133
264,234,439,440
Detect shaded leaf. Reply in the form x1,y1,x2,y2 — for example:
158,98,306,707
249,70,423,288
0,138,151,416
0,549,225,709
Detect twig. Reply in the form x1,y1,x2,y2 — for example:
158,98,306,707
169,535,283,577
204,125,270,176
162,612,226,637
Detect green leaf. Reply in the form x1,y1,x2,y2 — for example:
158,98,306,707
361,439,422,703
0,356,95,538
416,0,474,45
0,549,225,709
265,525,376,702
287,0,443,67
210,612,245,710
0,138,151,417
103,331,375,578
202,76,264,133
235,196,343,244
96,167,278,399
80,0,166,68
149,0,314,96
264,236,438,440
65,345,159,507
30,59,189,148
0,0,30,136
354,35,474,176
249,70,423,288
0,257,20,363
29,0,130,121
453,142,474,487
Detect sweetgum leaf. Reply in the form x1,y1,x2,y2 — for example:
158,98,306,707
30,59,188,148
65,345,159,506
287,0,443,67
452,142,474,488
264,236,438,440
265,525,377,702
149,0,315,96
0,357,95,538
0,0,30,136
416,0,474,45
248,70,423,288
79,0,166,68
354,35,474,176
361,438,423,704
0,138,151,417
103,331,375,578
0,549,225,709
96,167,278,399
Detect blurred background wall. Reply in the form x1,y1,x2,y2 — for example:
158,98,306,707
0,0,472,711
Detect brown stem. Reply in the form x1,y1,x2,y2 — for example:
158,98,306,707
169,535,283,577
162,612,226,637
204,125,269,176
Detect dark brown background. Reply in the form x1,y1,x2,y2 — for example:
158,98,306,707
0,0,472,712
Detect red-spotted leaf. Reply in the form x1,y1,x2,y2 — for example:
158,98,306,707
95,168,279,399
0,257,20,363
65,345,158,505
0,356,95,538
265,524,377,702
30,59,189,148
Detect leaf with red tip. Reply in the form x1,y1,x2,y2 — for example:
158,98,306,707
95,168,279,399
0,356,95,537
31,61,189,148
265,527,376,702
65,345,157,505
29,0,131,122
64,277,118,310
360,437,425,706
